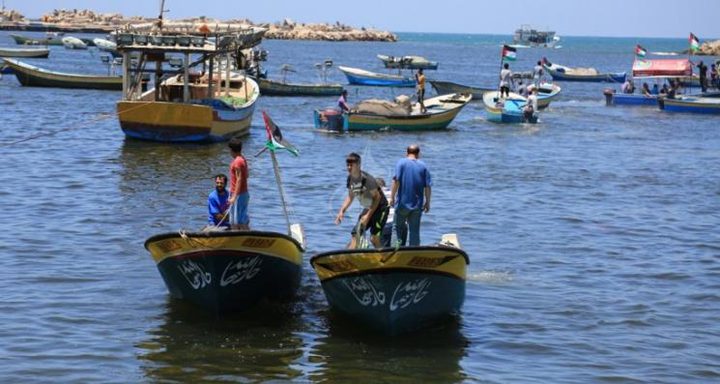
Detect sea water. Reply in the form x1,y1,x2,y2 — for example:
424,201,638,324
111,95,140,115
0,31,719,382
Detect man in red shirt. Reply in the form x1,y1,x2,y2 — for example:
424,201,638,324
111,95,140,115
228,137,250,230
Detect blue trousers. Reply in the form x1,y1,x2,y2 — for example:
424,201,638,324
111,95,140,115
393,207,422,246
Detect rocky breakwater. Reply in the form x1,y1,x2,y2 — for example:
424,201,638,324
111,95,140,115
1,8,397,42
695,40,720,56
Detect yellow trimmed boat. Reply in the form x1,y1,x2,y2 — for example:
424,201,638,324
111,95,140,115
115,28,265,142
310,234,469,334
145,230,304,314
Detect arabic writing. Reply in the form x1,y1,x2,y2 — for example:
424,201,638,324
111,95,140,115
342,277,386,306
220,256,262,287
389,278,431,311
177,260,211,289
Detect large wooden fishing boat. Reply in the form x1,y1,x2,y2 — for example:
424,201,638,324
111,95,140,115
310,234,469,335
115,27,264,142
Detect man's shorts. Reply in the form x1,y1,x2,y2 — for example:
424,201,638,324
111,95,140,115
230,192,250,225
351,205,389,237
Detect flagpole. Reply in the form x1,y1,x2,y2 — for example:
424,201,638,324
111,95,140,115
269,148,292,236
498,45,504,95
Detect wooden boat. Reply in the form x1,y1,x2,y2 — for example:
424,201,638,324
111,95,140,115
257,77,343,96
658,95,720,114
115,28,264,142
62,36,88,49
338,65,415,87
535,82,562,109
483,91,537,123
543,59,626,83
10,33,64,46
0,47,50,58
310,234,469,335
145,230,304,313
377,54,438,70
145,111,305,314
2,58,131,90
604,59,693,107
430,80,493,100
313,93,472,132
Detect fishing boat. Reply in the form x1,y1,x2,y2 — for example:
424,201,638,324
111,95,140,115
483,91,536,123
0,46,50,58
256,63,343,96
145,111,305,314
313,93,472,132
61,36,88,50
604,58,693,106
377,54,438,70
658,95,720,114
2,58,134,90
257,77,343,96
310,234,468,334
115,27,264,142
535,82,562,109
429,80,493,100
93,37,119,57
338,65,415,87
513,25,561,48
10,33,64,46
543,59,626,83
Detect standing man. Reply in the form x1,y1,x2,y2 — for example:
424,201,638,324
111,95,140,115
390,145,432,247
697,61,708,93
499,63,513,98
335,153,389,249
532,60,544,87
338,89,350,112
208,174,230,227
227,136,250,230
415,68,427,113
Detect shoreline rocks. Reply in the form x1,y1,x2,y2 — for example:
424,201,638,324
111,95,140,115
0,8,397,42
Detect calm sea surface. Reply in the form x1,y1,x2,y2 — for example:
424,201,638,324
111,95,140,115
1,31,719,383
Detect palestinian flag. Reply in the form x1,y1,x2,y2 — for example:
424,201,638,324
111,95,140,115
262,111,299,156
635,44,647,58
501,45,517,61
689,33,700,52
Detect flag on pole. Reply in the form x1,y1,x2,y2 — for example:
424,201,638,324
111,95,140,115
262,111,299,156
501,45,517,61
635,44,647,58
689,33,700,52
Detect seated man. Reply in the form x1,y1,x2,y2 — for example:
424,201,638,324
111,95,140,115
208,174,230,228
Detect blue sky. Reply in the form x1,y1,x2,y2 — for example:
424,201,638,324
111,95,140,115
7,0,718,39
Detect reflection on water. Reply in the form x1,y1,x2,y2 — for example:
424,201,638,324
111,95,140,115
138,298,305,382
310,311,470,383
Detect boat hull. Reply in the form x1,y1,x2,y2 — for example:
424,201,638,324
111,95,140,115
311,245,468,334
429,80,491,100
3,58,124,90
547,68,626,83
146,230,304,314
483,92,536,123
258,77,343,96
0,47,49,58
605,92,659,106
313,93,471,132
659,96,720,114
117,99,255,142
338,66,415,87
10,33,64,46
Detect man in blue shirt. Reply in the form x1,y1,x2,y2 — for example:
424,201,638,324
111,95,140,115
208,174,230,227
389,145,432,246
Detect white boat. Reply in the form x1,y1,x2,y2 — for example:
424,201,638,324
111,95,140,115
61,36,87,50
513,25,560,48
93,38,118,56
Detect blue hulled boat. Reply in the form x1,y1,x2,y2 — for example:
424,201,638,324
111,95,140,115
338,65,415,87
659,95,720,114
483,91,537,123
543,60,626,83
310,234,468,335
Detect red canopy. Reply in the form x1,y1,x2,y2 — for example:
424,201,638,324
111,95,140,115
632,59,692,77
